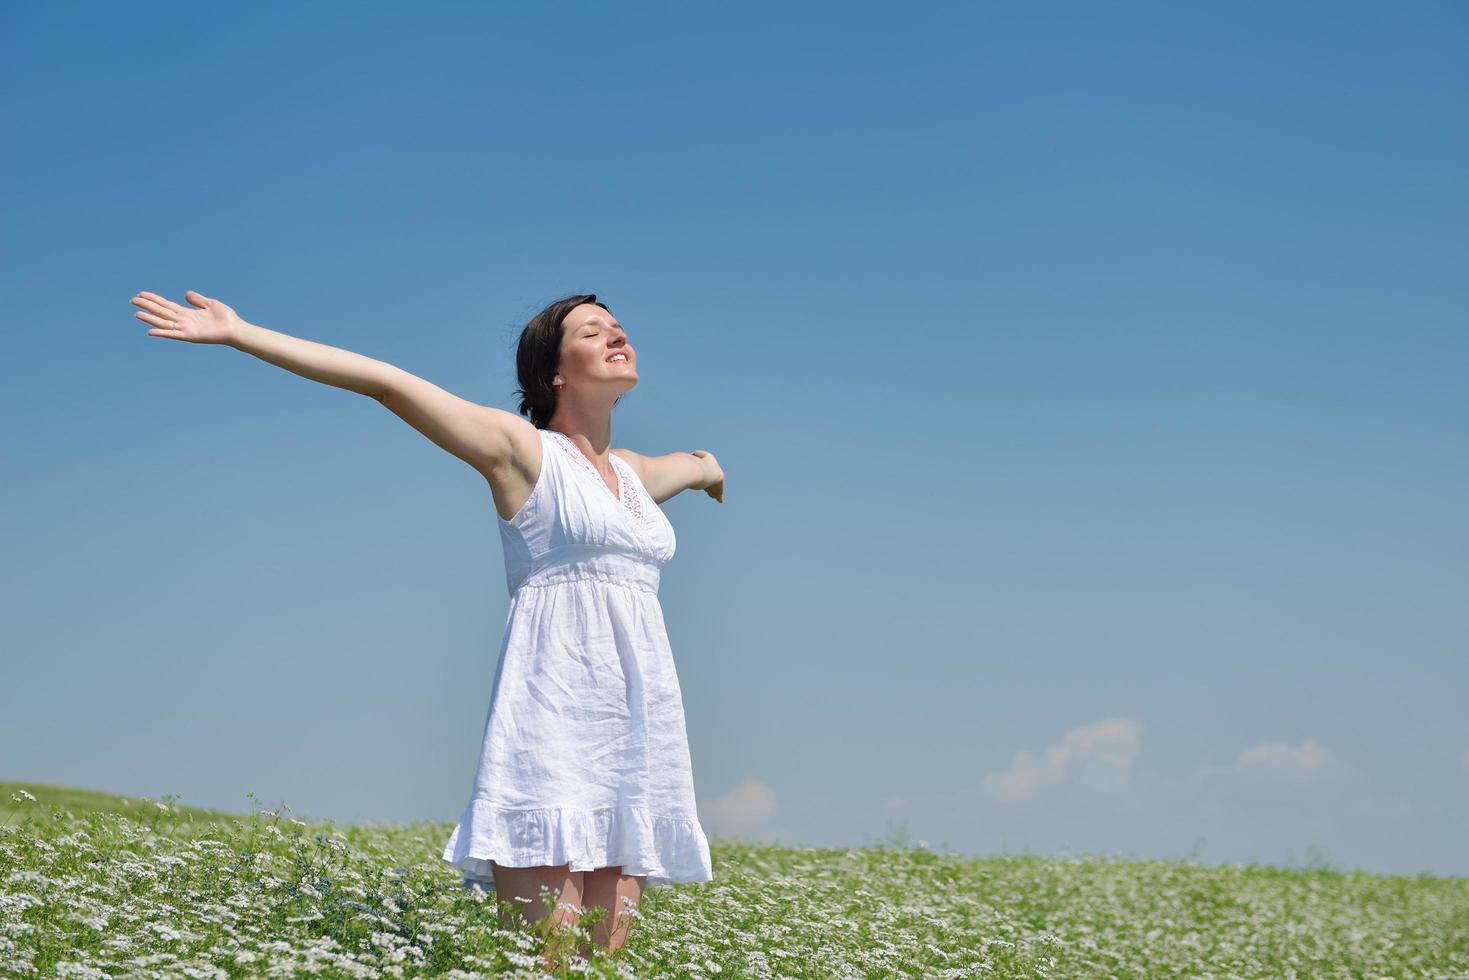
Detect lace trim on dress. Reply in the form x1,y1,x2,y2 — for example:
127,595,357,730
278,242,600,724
546,429,645,522
615,456,645,520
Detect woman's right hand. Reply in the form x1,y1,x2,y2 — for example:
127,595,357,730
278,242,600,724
131,290,245,346
691,449,725,503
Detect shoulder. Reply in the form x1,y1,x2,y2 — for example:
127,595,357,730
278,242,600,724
609,446,646,478
483,419,545,487
611,447,704,505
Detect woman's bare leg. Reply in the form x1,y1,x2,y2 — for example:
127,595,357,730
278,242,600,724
490,861,584,969
579,865,646,958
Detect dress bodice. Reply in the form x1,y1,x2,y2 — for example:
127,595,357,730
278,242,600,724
496,427,677,597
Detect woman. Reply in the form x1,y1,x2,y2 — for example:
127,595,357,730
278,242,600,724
129,289,725,963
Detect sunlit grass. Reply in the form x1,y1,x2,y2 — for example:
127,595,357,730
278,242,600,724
2,781,1466,977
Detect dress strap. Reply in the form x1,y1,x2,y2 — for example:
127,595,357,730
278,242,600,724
545,428,644,521
610,454,645,520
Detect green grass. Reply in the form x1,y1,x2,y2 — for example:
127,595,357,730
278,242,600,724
2,780,1466,978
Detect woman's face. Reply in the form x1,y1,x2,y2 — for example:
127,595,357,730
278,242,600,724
559,303,637,391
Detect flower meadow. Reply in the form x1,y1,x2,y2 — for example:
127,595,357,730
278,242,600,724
1,783,1466,978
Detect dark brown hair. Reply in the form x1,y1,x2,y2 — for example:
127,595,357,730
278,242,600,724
512,293,615,429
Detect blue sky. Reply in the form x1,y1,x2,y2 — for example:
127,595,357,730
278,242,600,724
2,1,1465,878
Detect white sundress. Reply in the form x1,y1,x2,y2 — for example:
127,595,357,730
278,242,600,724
441,427,714,891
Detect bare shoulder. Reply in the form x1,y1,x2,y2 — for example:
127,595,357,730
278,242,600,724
374,371,522,475
610,446,705,505
500,416,544,469
484,415,545,522
461,406,538,480
609,446,650,484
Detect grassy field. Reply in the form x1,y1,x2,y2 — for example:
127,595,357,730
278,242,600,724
2,781,1466,978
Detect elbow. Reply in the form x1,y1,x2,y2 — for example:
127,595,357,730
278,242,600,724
366,367,401,405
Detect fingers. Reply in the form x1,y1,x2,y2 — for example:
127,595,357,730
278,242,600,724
185,289,212,308
134,309,178,330
131,295,178,319
134,291,186,314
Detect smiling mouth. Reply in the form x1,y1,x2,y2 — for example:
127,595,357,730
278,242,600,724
607,353,629,363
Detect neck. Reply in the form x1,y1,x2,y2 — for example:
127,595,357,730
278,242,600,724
547,402,614,452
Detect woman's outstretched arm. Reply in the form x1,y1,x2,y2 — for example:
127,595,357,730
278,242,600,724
132,289,393,397
614,447,725,505
131,289,514,478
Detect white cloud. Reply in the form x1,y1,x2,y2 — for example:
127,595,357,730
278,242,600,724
698,779,777,839
984,717,1141,802
1234,739,1336,782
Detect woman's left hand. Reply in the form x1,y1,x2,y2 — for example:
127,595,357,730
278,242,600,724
691,449,724,504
